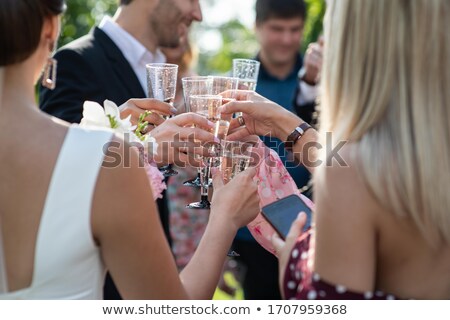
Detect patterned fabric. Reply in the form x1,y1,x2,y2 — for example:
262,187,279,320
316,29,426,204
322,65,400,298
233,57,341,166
247,140,314,255
283,230,398,300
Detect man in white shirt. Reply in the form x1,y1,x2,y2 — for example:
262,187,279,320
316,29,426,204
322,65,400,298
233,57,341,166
39,0,203,300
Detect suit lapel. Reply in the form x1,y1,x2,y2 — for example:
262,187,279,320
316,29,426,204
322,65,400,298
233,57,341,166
93,27,146,99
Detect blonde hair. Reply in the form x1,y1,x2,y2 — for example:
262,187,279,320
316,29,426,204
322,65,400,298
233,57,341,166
320,0,450,246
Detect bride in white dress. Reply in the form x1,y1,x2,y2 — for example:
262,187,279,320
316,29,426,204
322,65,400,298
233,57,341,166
0,0,260,299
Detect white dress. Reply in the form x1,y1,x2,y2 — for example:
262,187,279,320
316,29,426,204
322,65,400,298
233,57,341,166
0,125,113,299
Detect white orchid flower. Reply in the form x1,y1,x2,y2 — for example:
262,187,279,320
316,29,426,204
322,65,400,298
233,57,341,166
103,100,136,133
80,101,110,128
80,100,136,131
80,100,158,155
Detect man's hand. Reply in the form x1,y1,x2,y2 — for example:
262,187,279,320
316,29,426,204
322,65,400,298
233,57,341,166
303,37,324,85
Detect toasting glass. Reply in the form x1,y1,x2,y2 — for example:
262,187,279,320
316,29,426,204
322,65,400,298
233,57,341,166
186,95,223,210
181,77,213,187
146,63,179,176
220,140,254,257
232,59,260,117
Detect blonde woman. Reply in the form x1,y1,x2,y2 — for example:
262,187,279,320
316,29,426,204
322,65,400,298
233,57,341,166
222,0,450,299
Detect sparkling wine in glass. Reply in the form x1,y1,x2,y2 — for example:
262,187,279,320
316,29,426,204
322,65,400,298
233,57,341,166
181,77,213,187
220,141,253,182
232,59,260,117
186,95,222,210
209,76,239,120
146,63,179,176
236,78,257,91
220,140,253,257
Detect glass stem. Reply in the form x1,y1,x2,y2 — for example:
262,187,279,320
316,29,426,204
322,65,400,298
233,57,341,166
200,163,211,198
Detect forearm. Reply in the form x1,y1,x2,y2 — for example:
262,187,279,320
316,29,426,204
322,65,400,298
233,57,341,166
179,212,237,299
275,111,319,174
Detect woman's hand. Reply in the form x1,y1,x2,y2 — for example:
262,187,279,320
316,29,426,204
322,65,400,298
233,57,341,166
119,98,177,126
271,212,307,296
150,113,217,167
210,167,260,232
220,91,301,141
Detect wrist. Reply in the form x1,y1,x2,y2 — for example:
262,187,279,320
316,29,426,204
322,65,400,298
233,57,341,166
209,206,240,234
284,122,313,152
299,67,318,87
275,110,304,141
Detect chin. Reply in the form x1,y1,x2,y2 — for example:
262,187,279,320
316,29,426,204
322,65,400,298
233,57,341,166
274,51,298,62
159,37,180,49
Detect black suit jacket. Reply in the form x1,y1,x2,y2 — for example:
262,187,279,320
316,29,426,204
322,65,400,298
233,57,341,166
39,27,171,299
40,27,145,123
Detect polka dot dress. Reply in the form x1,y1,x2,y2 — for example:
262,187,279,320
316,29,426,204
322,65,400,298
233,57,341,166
283,230,398,300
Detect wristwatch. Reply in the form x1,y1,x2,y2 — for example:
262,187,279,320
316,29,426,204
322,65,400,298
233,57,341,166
284,122,312,151
298,67,317,86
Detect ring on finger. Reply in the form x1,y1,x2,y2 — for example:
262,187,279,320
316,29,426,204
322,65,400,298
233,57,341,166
237,116,245,126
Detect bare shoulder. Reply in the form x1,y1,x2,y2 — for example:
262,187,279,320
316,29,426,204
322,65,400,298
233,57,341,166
89,136,184,298
90,135,155,244
313,143,379,292
315,143,380,214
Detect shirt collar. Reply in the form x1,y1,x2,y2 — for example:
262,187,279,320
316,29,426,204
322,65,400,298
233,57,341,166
99,16,165,69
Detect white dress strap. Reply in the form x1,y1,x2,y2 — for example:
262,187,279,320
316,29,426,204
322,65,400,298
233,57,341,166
30,125,114,298
0,215,8,294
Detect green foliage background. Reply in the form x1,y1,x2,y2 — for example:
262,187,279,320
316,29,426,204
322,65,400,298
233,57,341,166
59,0,325,75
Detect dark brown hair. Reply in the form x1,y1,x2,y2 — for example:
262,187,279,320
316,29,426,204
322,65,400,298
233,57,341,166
0,0,65,66
256,0,307,24
119,0,134,5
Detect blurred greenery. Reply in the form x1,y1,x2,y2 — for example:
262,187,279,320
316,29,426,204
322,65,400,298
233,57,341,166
59,0,117,47
60,0,325,74
193,0,325,75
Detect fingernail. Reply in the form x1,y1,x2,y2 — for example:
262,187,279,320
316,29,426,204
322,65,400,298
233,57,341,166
214,137,220,143
297,212,306,220
170,107,177,114
208,120,215,127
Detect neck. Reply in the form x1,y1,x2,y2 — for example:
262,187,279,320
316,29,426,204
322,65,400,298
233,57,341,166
259,51,297,80
0,62,40,123
113,6,158,53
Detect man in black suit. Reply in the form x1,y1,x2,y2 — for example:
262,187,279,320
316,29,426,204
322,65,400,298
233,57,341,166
40,0,203,299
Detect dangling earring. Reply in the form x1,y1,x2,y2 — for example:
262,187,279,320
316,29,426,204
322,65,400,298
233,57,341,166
42,41,57,90
42,57,57,90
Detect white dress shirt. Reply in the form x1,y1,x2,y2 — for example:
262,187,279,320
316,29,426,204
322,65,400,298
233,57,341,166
99,16,166,95
297,80,319,106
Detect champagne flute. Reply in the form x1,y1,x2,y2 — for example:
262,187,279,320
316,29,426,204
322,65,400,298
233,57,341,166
220,140,254,257
181,77,213,187
209,76,239,103
232,59,260,117
207,76,239,172
186,95,223,210
146,63,179,176
220,141,253,184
